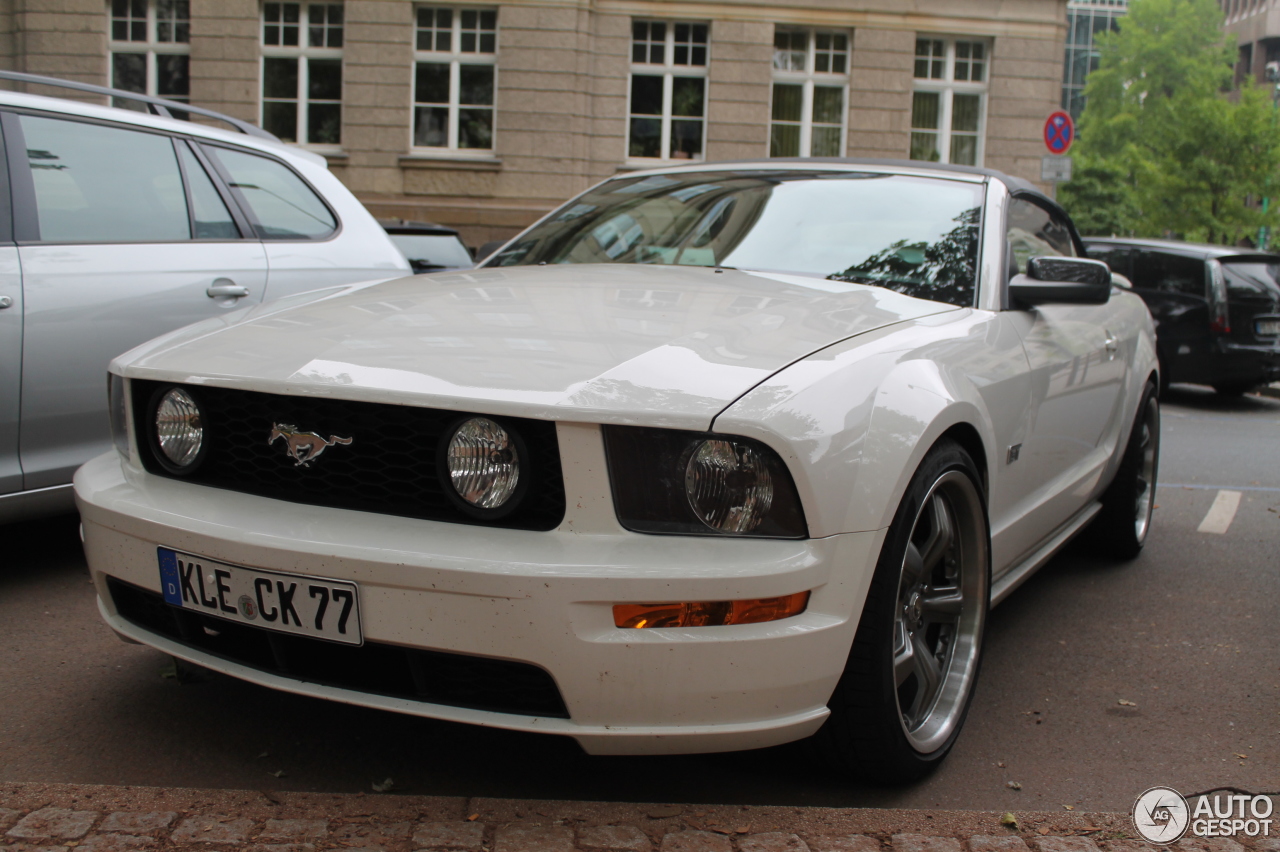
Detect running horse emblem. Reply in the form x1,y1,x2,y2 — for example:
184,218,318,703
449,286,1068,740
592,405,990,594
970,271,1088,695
268,423,353,467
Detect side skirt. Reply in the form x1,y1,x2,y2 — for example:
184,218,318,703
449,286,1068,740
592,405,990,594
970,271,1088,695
990,501,1102,607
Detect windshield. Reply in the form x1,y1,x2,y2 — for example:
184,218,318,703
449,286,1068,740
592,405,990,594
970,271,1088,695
1220,262,1280,300
487,170,986,307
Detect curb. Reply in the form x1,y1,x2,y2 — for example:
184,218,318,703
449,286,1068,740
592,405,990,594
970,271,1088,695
0,782,1270,852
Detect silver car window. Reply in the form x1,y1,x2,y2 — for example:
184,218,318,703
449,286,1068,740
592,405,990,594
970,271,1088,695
176,144,238,240
206,146,336,239
1006,197,1076,274
21,114,189,243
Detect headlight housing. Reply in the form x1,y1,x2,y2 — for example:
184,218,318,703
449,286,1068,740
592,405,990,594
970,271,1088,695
146,386,207,474
603,426,807,538
439,415,529,518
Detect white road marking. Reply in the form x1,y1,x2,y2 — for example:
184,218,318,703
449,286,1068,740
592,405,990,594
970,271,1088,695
1197,490,1242,535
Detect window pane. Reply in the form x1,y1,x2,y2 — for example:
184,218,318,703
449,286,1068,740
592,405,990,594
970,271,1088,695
910,131,939,162
671,76,704,117
771,83,802,122
669,118,702,159
813,86,843,124
21,115,189,243
951,94,980,132
949,135,977,166
178,144,238,240
459,108,493,149
263,102,298,142
911,91,939,130
308,103,341,144
308,58,342,100
629,117,660,158
414,106,449,146
111,53,146,94
770,123,800,157
460,64,494,106
811,126,841,157
210,147,336,239
630,75,662,116
415,62,449,103
156,54,190,101
774,28,805,71
263,57,299,99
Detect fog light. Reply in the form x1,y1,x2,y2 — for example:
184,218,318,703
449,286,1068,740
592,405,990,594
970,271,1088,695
446,417,520,509
685,439,774,533
613,592,810,628
154,387,204,471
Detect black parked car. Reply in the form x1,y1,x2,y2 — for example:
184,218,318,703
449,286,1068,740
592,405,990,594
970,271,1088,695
1084,238,1280,395
378,219,475,273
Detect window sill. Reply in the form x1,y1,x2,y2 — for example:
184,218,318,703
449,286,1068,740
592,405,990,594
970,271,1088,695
399,154,503,171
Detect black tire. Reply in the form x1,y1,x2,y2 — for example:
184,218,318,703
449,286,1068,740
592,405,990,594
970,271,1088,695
1090,381,1159,559
1213,382,1255,397
815,439,989,784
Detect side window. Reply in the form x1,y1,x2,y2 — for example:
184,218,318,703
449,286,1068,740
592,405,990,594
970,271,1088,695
1006,197,1076,275
176,144,238,240
20,114,189,243
204,146,337,239
1132,250,1205,297
1086,245,1130,279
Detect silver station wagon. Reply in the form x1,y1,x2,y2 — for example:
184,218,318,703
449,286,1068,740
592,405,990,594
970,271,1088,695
0,73,410,523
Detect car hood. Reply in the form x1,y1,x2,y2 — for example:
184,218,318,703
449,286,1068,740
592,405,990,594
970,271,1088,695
117,264,959,430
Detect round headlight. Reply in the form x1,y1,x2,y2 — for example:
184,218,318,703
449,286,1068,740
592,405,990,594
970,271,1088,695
685,439,774,533
154,387,204,470
446,417,520,509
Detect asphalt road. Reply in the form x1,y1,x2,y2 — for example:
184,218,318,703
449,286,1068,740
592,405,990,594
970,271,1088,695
2,384,1276,812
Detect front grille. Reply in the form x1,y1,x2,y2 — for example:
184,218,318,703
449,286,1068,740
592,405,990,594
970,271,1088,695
132,380,565,531
109,578,570,719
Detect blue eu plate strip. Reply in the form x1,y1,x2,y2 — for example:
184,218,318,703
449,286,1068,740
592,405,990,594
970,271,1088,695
157,548,183,606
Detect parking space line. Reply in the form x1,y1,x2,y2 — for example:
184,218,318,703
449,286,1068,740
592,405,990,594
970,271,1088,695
1197,490,1242,534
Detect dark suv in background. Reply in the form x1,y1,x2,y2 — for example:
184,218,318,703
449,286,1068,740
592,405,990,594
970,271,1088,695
1084,238,1280,395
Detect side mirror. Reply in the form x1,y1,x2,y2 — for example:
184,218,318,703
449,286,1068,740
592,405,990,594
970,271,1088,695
1009,256,1113,307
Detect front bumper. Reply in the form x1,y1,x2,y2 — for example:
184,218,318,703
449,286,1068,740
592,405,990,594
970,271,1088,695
75,450,883,756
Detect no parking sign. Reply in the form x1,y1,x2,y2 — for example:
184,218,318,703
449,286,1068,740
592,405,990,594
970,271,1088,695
1044,110,1074,154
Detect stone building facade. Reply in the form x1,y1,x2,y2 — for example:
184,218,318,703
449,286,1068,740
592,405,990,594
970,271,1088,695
0,0,1068,247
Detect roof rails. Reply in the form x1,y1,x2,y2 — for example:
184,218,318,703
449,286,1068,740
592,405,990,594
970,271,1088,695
0,70,280,141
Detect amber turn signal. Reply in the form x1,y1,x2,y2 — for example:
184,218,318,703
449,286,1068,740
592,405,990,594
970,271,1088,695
613,592,810,629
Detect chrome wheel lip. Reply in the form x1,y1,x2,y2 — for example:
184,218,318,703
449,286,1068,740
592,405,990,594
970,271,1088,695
1133,396,1160,544
892,469,988,754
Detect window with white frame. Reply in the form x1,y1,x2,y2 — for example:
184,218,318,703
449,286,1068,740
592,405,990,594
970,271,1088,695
413,7,497,152
109,0,190,105
261,2,344,146
628,20,708,160
909,37,988,166
770,27,849,158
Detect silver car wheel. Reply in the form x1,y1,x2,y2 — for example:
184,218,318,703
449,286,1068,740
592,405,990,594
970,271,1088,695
1133,395,1160,544
892,469,988,754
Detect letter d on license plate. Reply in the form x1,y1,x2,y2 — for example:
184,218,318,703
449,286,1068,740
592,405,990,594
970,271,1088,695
158,548,362,645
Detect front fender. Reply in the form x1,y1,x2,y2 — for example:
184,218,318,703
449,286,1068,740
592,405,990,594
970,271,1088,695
714,312,1006,539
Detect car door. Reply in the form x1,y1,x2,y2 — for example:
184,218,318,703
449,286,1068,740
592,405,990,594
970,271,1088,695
0,123,19,496
999,197,1129,569
1129,249,1208,383
5,111,268,490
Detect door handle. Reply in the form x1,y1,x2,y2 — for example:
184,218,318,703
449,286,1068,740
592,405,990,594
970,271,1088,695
0,295,12,309
1103,332,1118,360
206,280,250,299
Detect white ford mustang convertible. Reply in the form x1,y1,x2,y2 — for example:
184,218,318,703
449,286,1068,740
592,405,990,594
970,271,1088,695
75,160,1159,781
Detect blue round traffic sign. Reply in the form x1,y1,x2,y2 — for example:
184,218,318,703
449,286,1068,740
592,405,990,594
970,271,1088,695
1044,110,1074,154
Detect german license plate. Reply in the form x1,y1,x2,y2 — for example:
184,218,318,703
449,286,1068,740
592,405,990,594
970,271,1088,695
157,548,362,645
1256,317,1280,337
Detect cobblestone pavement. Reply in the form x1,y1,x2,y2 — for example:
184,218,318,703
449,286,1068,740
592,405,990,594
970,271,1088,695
2,784,1276,852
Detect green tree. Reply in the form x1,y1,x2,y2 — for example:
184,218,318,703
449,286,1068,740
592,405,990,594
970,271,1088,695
1060,0,1280,244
